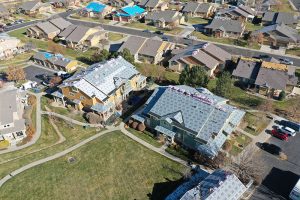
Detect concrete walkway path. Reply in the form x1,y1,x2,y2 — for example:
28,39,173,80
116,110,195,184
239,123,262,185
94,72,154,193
0,127,119,187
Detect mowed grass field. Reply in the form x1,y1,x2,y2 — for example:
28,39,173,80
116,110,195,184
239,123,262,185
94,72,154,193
0,132,186,200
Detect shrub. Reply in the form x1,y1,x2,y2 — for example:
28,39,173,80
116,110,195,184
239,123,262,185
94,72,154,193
278,91,286,101
132,121,138,129
137,123,146,131
28,95,36,106
222,140,232,152
86,112,103,124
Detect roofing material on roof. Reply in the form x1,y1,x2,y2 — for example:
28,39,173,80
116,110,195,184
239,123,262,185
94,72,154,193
49,17,72,30
117,5,145,17
145,10,181,23
205,17,244,33
86,2,106,13
261,61,287,71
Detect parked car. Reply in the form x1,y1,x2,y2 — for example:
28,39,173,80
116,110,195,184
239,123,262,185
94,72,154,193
258,142,282,155
56,71,67,76
281,120,300,133
271,129,288,141
61,73,71,79
162,36,169,41
155,31,164,35
278,125,296,137
279,58,293,65
143,29,151,33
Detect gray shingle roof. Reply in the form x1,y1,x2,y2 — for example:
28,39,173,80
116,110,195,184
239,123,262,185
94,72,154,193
19,1,40,11
262,11,276,22
232,59,260,80
183,2,212,13
138,38,164,57
143,85,242,142
49,17,72,30
59,25,90,43
58,24,77,38
36,21,60,34
255,67,289,90
118,36,146,55
145,10,181,23
142,0,160,8
205,17,244,33
33,51,73,68
262,12,297,25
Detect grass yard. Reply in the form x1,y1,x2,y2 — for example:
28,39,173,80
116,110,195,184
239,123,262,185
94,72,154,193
127,128,163,148
0,52,34,66
165,146,190,162
241,112,271,136
270,0,295,13
191,31,260,49
0,132,186,200
41,96,87,123
108,32,125,41
229,133,252,156
0,116,98,179
0,140,9,150
245,22,262,31
70,14,111,24
123,22,183,35
286,48,300,57
187,17,209,25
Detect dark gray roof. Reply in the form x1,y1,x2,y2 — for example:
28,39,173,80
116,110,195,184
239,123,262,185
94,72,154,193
262,12,297,25
58,24,77,38
182,2,212,13
255,67,289,90
118,36,146,55
205,17,244,33
33,51,73,68
19,1,40,11
138,39,164,57
197,3,212,13
36,22,60,34
239,5,256,15
59,25,90,43
201,42,231,62
253,23,300,43
49,17,72,30
262,11,276,22
145,10,181,23
232,59,260,80
143,0,160,8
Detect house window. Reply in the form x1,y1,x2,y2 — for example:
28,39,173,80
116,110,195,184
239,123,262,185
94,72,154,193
16,131,23,136
71,86,78,92
80,96,85,100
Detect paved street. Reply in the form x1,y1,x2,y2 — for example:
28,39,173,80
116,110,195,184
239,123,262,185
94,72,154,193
251,124,300,200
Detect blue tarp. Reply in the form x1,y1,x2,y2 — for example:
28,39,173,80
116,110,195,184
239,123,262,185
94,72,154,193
86,2,106,13
116,5,145,17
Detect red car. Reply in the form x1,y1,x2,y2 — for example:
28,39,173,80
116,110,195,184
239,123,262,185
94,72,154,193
271,129,288,141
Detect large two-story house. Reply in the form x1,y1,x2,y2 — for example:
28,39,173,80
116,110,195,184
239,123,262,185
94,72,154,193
132,85,245,157
56,56,146,121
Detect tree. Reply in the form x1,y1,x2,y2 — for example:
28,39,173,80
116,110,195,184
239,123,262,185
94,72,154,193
226,145,264,185
6,66,26,82
179,66,209,88
278,91,286,101
50,76,62,86
257,100,273,112
86,112,103,124
91,49,110,63
256,33,264,44
48,42,64,54
120,48,135,64
215,71,232,97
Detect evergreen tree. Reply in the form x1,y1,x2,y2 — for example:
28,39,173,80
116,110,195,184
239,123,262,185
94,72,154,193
215,71,232,97
179,66,209,87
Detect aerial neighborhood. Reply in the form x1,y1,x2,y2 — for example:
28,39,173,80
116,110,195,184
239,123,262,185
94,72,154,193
0,0,299,199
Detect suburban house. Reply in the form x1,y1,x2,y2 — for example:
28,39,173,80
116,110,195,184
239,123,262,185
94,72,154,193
145,10,183,29
261,0,280,11
232,57,298,97
166,169,250,200
168,43,232,76
215,5,256,22
112,5,146,22
56,56,146,121
26,17,72,40
108,0,134,7
118,36,173,64
31,51,78,72
252,23,300,48
0,83,27,146
0,33,22,60
138,0,168,11
204,17,245,38
262,12,298,27
80,1,113,18
58,24,108,49
49,0,80,8
132,85,245,157
182,2,215,18
0,3,9,19
18,0,52,15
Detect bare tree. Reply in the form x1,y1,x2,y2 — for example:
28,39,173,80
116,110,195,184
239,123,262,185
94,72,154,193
6,66,26,82
226,145,264,185
48,42,64,54
257,100,273,112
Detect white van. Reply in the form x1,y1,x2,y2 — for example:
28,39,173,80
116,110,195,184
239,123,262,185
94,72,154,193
290,179,300,200
279,126,296,137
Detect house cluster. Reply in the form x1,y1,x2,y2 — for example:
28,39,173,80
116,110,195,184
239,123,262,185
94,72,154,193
18,0,53,16
0,83,27,146
51,56,146,121
233,57,298,97
131,85,245,157
0,33,23,60
166,169,250,200
27,17,108,50
118,36,173,64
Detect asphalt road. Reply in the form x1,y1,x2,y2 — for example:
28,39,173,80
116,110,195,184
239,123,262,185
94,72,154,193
251,127,300,200
67,18,300,67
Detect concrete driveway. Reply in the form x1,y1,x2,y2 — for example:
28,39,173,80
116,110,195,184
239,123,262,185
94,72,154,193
251,123,300,200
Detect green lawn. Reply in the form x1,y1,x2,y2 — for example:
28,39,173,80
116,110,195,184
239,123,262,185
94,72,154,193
0,117,98,179
245,22,262,32
165,146,190,162
187,17,209,25
123,22,183,35
0,52,34,66
229,133,252,156
242,112,271,136
108,32,125,41
41,96,87,123
270,0,296,13
70,14,111,24
0,132,186,200
127,128,162,148
286,48,300,57
191,31,260,49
